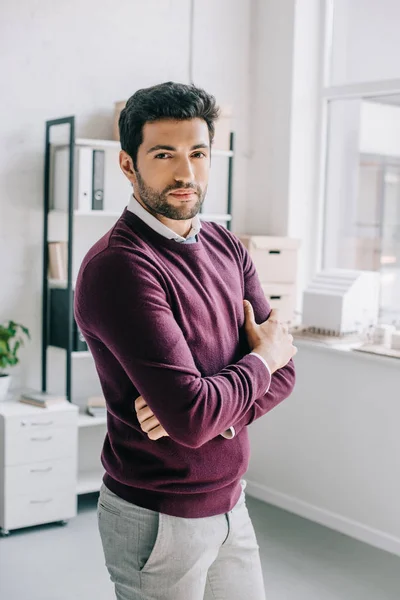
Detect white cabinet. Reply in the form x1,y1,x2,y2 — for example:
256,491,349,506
0,401,78,535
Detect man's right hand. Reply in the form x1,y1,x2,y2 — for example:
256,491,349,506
243,301,297,373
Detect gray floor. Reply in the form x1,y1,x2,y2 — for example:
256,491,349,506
1,494,399,600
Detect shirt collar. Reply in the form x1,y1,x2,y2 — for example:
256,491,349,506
127,194,201,243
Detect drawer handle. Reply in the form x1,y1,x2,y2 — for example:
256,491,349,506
270,296,282,300
31,421,54,427
30,499,53,504
30,467,53,473
269,250,281,255
30,436,53,442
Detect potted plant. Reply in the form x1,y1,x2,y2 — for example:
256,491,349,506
0,321,30,401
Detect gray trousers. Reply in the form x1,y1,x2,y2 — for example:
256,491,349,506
98,481,266,600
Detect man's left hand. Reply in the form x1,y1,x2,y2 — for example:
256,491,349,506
135,396,170,441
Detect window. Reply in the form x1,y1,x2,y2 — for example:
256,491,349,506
322,0,400,323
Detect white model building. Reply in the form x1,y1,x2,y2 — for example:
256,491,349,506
302,269,380,336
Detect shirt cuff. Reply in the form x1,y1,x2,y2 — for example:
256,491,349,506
221,426,236,439
250,352,272,394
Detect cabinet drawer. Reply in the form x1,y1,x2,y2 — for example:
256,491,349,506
5,426,77,466
3,490,77,531
5,459,76,496
6,409,77,435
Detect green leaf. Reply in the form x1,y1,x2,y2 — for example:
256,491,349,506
0,320,30,370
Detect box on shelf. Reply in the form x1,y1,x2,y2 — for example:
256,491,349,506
48,241,67,281
113,100,126,141
261,283,296,324
49,288,88,352
238,235,300,283
86,395,106,418
213,105,233,151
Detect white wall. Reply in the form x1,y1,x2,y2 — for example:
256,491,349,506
287,0,322,309
0,0,253,392
247,340,400,556
246,0,321,312
246,0,295,237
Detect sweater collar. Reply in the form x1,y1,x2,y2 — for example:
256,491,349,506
127,195,202,243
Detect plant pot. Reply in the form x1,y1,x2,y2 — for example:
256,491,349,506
0,374,11,402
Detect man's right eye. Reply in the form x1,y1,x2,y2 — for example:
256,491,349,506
154,153,171,159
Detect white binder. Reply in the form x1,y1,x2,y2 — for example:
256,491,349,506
51,146,93,212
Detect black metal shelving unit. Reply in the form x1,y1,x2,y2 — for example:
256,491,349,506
42,116,76,402
42,115,235,402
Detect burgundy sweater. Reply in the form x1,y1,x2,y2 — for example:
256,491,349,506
74,209,295,518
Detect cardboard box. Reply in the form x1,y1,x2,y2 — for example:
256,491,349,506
113,100,126,141
238,235,300,283
261,283,296,323
213,105,233,151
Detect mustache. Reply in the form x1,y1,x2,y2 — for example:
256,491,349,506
164,182,198,193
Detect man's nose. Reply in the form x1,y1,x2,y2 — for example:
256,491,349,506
173,157,194,183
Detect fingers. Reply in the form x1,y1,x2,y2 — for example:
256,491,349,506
243,300,255,324
135,396,147,411
134,398,169,440
136,404,153,424
147,425,169,441
138,415,160,434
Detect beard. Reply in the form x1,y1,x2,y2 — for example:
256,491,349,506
134,169,206,221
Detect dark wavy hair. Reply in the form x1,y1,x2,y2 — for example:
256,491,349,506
119,81,220,168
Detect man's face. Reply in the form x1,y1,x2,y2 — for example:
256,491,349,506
121,118,211,221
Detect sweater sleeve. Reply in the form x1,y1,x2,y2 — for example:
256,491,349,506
75,250,271,449
227,236,296,435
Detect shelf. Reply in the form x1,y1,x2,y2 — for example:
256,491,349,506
199,213,232,221
49,209,121,217
50,209,231,221
77,469,104,494
48,279,74,289
51,138,234,157
78,411,107,428
48,346,91,358
212,149,234,157
74,210,121,217
51,138,121,150
76,138,120,149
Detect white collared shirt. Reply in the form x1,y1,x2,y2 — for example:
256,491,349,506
127,194,201,242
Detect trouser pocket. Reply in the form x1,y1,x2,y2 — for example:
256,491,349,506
98,484,165,575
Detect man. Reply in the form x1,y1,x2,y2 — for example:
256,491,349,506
74,81,296,600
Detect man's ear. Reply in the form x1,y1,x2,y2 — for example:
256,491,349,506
119,150,137,185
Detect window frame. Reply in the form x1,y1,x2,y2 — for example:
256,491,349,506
317,0,400,316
